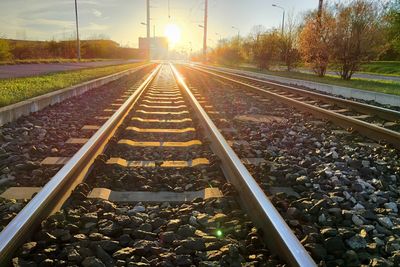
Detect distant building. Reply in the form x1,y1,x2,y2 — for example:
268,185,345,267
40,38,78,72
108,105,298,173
139,37,168,60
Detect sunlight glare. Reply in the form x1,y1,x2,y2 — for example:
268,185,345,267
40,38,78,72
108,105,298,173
164,24,181,47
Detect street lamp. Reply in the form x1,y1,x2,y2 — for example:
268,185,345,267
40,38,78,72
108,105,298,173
74,0,80,61
272,4,285,35
231,26,240,39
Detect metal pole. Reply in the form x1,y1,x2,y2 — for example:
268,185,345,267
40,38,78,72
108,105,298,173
74,0,81,61
281,10,285,36
146,0,150,39
146,0,151,60
153,25,155,38
318,0,323,18
203,0,208,62
318,0,323,27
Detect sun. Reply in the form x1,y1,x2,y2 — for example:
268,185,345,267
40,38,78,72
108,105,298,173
164,24,181,47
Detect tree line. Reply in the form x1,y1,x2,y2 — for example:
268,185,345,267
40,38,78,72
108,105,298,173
205,0,400,80
0,39,145,62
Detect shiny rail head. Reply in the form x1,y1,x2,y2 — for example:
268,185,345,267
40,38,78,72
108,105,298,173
170,63,317,267
0,65,162,263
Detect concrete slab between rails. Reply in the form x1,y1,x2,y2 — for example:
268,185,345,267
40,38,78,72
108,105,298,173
205,65,400,107
358,142,384,148
144,96,183,100
309,120,326,126
234,114,286,123
118,139,202,147
332,129,351,135
142,100,185,104
268,187,300,198
0,187,42,200
241,158,267,166
41,157,70,165
94,116,110,120
107,157,210,168
131,117,192,123
82,125,100,130
88,188,223,202
0,64,151,126
136,110,189,115
227,140,250,147
66,138,89,144
126,126,195,133
140,104,187,109
219,127,238,133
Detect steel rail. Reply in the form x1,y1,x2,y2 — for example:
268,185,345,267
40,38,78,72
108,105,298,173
0,64,161,264
191,64,400,122
171,63,317,267
186,65,400,149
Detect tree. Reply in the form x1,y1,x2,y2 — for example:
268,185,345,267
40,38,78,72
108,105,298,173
243,25,266,62
299,9,335,77
330,0,383,80
252,30,281,70
387,0,400,53
209,38,243,66
0,39,12,61
280,12,300,71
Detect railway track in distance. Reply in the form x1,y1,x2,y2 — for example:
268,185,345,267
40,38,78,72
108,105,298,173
186,64,400,150
0,64,316,266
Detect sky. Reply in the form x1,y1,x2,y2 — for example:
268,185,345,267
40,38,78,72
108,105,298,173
0,0,319,52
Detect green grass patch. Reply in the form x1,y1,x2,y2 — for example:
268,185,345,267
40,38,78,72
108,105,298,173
221,65,400,96
359,61,400,76
0,58,118,65
0,62,144,107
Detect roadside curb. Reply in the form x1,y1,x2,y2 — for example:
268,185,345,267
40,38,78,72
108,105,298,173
0,64,151,126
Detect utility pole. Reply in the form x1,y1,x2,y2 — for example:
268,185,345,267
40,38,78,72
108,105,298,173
203,0,208,62
318,0,323,18
272,4,285,36
74,0,81,61
146,0,151,60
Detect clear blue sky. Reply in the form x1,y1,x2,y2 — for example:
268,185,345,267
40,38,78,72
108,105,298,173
0,0,319,51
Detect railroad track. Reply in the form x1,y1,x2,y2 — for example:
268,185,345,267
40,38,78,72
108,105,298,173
0,64,315,266
176,65,400,266
186,64,400,149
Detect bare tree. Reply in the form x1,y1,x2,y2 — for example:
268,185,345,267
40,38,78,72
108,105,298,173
280,11,300,71
252,30,281,70
330,0,383,80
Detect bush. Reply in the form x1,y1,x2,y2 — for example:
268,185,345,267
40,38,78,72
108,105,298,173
0,39,12,61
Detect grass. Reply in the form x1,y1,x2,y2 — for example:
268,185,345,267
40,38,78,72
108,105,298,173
0,58,120,65
223,65,400,96
359,61,400,76
0,62,145,107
